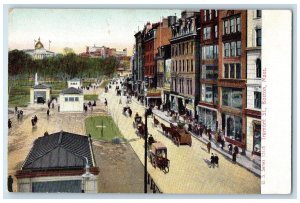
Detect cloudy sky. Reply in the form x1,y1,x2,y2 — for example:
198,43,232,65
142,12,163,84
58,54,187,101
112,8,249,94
9,9,182,55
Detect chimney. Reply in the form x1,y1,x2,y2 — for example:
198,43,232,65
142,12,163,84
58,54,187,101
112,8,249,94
58,130,63,145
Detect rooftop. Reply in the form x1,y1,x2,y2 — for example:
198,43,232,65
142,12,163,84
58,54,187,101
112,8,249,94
22,131,95,170
61,87,83,94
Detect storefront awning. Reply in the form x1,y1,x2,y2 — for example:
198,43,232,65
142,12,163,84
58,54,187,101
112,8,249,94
197,104,218,112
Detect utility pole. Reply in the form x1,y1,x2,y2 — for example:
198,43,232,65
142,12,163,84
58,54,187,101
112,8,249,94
144,107,151,193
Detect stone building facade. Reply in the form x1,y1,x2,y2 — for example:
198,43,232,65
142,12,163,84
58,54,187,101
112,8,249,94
245,10,262,155
170,11,201,117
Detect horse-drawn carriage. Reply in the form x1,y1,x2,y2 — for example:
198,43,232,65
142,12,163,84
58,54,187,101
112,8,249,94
149,142,170,173
164,123,192,146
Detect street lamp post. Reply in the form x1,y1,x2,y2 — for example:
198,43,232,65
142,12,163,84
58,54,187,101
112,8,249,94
144,107,152,193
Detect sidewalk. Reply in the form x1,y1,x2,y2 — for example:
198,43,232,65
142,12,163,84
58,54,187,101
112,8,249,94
151,108,261,177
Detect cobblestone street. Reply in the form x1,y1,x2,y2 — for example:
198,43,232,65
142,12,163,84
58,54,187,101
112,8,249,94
103,84,261,194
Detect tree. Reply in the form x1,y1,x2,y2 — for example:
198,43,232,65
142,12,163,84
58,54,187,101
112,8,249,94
63,47,75,55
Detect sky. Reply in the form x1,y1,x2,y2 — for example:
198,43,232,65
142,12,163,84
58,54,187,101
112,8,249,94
8,9,182,55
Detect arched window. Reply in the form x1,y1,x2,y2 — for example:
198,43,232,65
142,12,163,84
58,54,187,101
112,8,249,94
256,58,261,78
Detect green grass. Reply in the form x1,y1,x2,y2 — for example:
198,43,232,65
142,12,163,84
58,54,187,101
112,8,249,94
84,94,99,101
8,79,67,107
85,116,124,141
100,80,111,88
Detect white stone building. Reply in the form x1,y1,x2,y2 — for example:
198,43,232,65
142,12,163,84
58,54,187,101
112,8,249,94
67,78,82,89
24,37,55,60
246,10,262,155
59,87,84,112
30,84,51,104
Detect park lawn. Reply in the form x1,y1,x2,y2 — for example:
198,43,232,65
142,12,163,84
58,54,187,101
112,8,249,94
85,116,124,141
84,94,99,101
100,80,110,88
8,80,68,107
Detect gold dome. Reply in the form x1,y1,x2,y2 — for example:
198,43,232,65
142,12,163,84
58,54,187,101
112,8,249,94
35,37,44,49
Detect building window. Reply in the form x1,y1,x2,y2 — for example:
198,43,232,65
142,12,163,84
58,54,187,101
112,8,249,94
236,63,241,79
256,10,262,18
224,20,229,34
182,60,185,72
236,17,241,32
75,97,79,102
214,25,218,38
236,41,241,56
204,10,207,21
179,60,181,72
209,10,212,20
256,58,261,78
65,97,68,102
225,115,242,141
222,87,242,109
256,28,262,46
253,122,261,154
186,60,189,72
254,91,261,109
224,64,229,78
230,18,235,33
224,43,230,57
191,59,193,72
215,10,218,17
230,41,236,56
230,64,235,78
69,97,75,102
203,27,211,40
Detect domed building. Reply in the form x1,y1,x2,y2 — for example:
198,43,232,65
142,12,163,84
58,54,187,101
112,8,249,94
23,37,55,60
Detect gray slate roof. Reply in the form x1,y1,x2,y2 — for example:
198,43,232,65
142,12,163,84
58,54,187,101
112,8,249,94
33,84,51,89
61,87,83,94
22,131,94,170
69,78,81,82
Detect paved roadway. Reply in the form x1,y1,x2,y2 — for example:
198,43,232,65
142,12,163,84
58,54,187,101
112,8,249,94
103,83,261,194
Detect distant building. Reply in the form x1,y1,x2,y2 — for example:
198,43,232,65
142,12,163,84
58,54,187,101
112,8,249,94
67,78,82,89
59,87,84,112
80,45,127,58
23,37,55,60
15,131,99,193
30,84,51,104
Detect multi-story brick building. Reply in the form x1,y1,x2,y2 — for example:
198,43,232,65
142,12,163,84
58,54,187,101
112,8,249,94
197,9,219,132
133,31,144,96
143,22,158,89
218,10,247,151
245,10,262,156
170,11,201,117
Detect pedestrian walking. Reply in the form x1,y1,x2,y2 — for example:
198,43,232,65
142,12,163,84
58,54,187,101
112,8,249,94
58,104,60,112
232,152,237,163
207,141,211,153
47,109,50,116
52,102,54,109
234,145,239,155
8,119,12,129
14,106,18,114
228,143,233,154
214,154,219,167
8,175,13,192
210,153,215,168
104,98,108,106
